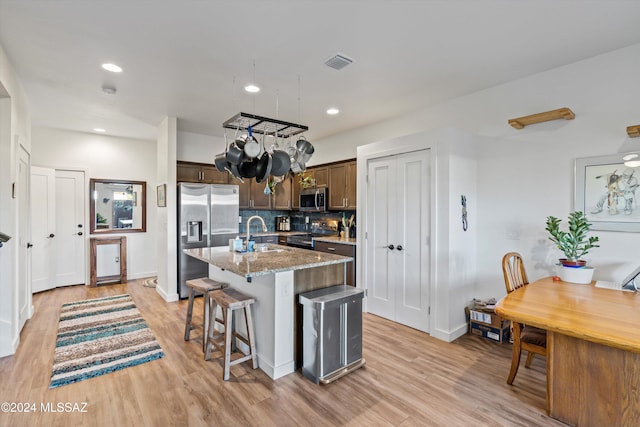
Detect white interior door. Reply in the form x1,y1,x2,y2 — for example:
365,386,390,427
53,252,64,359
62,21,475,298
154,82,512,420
366,156,395,319
17,143,31,330
394,151,430,331
31,166,56,293
366,150,431,332
54,170,85,286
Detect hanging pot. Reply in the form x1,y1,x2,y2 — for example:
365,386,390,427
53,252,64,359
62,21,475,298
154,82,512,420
228,163,243,181
255,152,272,183
238,159,258,179
290,160,306,174
242,127,260,159
270,150,291,176
296,137,314,165
243,136,261,159
214,152,229,172
226,142,245,165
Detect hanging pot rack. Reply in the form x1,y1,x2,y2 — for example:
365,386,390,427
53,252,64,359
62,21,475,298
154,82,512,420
222,112,308,139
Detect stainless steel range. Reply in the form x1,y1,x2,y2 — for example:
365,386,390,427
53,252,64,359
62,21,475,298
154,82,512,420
285,220,338,250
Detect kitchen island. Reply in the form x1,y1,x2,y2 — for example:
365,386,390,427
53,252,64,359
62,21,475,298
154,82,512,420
184,244,354,379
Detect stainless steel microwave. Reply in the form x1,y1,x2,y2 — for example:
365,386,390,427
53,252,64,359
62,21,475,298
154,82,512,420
299,187,328,212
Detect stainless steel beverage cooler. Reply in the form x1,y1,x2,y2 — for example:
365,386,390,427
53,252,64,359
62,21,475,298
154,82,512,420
299,285,365,384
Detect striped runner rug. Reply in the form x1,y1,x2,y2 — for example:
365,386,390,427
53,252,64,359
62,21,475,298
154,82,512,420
50,294,164,388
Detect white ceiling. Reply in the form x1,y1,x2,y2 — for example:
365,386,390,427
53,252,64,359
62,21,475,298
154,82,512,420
1,1,640,142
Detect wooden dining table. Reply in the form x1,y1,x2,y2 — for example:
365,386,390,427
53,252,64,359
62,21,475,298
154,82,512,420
495,276,640,427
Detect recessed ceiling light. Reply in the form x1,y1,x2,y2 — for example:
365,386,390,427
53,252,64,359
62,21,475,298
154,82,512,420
624,160,640,167
101,63,123,73
623,154,638,161
326,108,340,115
244,84,260,93
93,128,106,133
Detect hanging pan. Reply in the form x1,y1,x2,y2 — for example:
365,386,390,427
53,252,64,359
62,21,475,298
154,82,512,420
255,133,272,183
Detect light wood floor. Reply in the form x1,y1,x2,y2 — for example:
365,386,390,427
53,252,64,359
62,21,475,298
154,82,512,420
0,279,563,427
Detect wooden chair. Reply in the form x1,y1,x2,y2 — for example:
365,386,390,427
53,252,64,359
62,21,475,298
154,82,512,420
502,252,547,385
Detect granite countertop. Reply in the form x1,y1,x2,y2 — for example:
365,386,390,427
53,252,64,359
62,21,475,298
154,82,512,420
313,236,357,246
184,244,353,281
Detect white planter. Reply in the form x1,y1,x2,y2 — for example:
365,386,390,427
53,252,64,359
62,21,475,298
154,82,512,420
557,265,595,284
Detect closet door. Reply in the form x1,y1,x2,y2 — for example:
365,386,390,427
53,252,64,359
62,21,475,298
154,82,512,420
54,170,85,286
365,150,431,332
31,166,56,293
30,168,86,292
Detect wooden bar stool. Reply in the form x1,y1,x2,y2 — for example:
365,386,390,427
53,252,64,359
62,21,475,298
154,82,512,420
184,278,227,352
205,288,258,381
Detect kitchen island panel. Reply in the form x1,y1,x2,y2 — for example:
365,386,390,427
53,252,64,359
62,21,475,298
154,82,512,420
208,264,296,379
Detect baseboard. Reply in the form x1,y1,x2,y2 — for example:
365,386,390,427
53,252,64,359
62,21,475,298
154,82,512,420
0,319,18,358
155,285,179,303
430,323,469,343
128,271,157,281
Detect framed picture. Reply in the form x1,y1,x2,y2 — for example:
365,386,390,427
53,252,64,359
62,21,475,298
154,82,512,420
575,152,640,232
157,184,166,207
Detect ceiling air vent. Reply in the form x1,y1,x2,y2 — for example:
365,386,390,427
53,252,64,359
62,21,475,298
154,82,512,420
324,54,354,70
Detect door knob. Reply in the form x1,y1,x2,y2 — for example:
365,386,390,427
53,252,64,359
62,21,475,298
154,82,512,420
27,243,33,248
387,244,395,250
77,232,83,236
48,233,55,238
396,245,403,251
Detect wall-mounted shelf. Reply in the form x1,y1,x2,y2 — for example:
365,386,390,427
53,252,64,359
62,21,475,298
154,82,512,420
508,107,575,129
627,125,640,138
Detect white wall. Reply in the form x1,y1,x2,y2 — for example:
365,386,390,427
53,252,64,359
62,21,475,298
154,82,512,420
318,42,640,305
156,117,179,302
31,127,158,281
177,130,225,162
0,42,32,357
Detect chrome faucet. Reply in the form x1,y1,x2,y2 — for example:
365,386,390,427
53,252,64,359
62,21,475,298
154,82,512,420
246,215,267,246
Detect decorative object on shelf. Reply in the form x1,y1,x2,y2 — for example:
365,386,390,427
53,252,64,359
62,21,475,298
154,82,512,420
627,125,640,138
157,184,166,207
508,107,575,129
574,153,640,232
545,211,599,284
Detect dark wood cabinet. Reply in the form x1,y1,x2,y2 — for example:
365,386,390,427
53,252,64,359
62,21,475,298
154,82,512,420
328,160,357,210
314,240,356,286
177,161,228,184
237,179,271,209
272,176,293,210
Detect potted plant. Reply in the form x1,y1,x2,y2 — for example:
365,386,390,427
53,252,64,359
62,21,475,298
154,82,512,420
545,211,600,283
298,173,315,189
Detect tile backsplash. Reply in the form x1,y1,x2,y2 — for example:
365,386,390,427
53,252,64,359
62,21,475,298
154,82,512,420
239,209,356,234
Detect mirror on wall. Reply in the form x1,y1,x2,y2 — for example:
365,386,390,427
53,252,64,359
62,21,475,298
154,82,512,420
90,179,146,234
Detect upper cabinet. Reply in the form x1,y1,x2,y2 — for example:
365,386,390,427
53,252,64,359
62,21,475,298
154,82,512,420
177,161,228,184
236,176,292,209
328,160,357,210
272,176,293,210
237,179,270,209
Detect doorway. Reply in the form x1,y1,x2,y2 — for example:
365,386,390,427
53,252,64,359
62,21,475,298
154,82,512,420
364,149,431,332
31,167,86,292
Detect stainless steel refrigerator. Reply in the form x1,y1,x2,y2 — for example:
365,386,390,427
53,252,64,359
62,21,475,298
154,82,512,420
177,183,239,298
